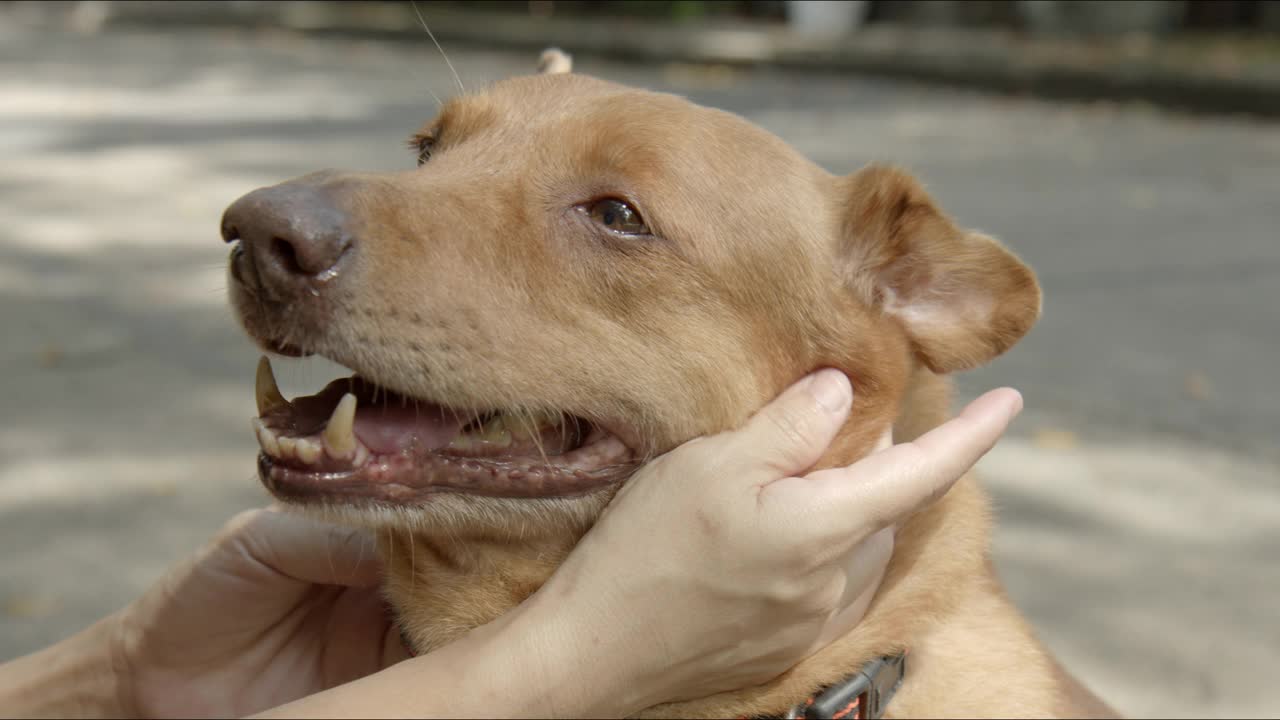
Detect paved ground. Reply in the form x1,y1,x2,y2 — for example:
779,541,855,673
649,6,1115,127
0,22,1276,719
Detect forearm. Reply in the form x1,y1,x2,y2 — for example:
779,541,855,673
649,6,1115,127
0,615,133,719
254,594,650,719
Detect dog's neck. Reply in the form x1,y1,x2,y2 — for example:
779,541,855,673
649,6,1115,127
381,521,586,655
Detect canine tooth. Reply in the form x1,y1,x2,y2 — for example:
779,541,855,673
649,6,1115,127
277,436,297,458
323,393,358,458
255,356,287,414
251,418,280,456
296,438,321,464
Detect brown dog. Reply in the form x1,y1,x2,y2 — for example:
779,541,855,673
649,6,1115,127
222,52,1114,718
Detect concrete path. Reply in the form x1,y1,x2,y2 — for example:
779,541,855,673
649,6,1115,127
1,22,1276,718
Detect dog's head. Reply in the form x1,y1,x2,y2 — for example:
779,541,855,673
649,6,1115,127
224,54,1039,538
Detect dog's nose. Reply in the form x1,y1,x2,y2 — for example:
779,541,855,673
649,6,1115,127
221,181,355,286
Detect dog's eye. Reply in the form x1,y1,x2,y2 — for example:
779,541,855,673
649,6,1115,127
587,199,649,235
415,137,435,166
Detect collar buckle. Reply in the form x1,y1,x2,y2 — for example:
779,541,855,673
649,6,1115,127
787,653,907,720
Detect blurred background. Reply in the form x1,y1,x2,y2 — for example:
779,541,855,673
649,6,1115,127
1,1,1276,717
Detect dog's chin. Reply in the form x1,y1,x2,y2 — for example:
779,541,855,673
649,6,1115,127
249,355,640,528
281,484,623,539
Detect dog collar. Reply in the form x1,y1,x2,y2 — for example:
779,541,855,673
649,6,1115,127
402,624,904,720
760,653,908,720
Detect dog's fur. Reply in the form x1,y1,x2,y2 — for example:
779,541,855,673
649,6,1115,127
226,53,1115,718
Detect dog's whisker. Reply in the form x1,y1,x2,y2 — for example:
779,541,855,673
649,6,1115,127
385,526,393,578
353,527,368,579
411,0,464,96
408,531,416,593
325,531,337,583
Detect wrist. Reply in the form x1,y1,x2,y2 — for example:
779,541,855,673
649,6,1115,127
251,588,660,720
505,587,661,718
0,613,134,718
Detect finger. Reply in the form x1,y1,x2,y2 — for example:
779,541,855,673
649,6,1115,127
835,526,894,610
762,387,1022,541
874,427,893,452
228,508,383,588
381,623,413,668
322,587,402,681
723,368,854,478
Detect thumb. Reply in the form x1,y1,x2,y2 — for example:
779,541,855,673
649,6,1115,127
762,387,1023,543
225,507,383,588
724,368,853,478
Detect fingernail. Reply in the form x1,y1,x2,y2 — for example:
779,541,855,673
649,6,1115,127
808,369,852,414
1008,388,1025,420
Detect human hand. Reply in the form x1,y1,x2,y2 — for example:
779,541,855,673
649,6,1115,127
523,369,1023,715
111,507,395,718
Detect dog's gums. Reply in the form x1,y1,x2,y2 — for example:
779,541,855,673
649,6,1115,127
251,357,637,504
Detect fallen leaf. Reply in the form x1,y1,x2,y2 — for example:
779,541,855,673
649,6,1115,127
1033,428,1079,451
146,479,178,497
38,344,63,368
4,593,60,620
661,62,739,90
1184,372,1211,400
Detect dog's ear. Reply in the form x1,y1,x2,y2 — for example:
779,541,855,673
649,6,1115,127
837,165,1041,373
537,48,573,75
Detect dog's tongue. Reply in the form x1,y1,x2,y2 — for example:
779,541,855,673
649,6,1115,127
352,403,464,454
287,380,465,455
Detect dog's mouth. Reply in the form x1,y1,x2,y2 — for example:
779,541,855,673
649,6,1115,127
250,357,637,505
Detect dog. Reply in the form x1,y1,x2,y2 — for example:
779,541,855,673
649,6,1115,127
221,50,1115,718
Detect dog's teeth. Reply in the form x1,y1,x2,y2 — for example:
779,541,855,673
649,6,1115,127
530,410,562,428
255,356,288,415
323,393,358,458
251,418,280,456
449,415,511,449
448,435,478,451
477,416,513,446
295,438,321,464
277,436,297,459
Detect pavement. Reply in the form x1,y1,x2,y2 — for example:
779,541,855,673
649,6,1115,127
0,20,1277,719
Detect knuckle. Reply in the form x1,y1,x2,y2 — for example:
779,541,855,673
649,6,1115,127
765,408,810,449
331,523,371,558
218,508,268,542
759,412,816,471
762,573,833,617
812,572,846,613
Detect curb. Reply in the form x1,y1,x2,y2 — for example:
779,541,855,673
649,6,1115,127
95,1,1280,118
